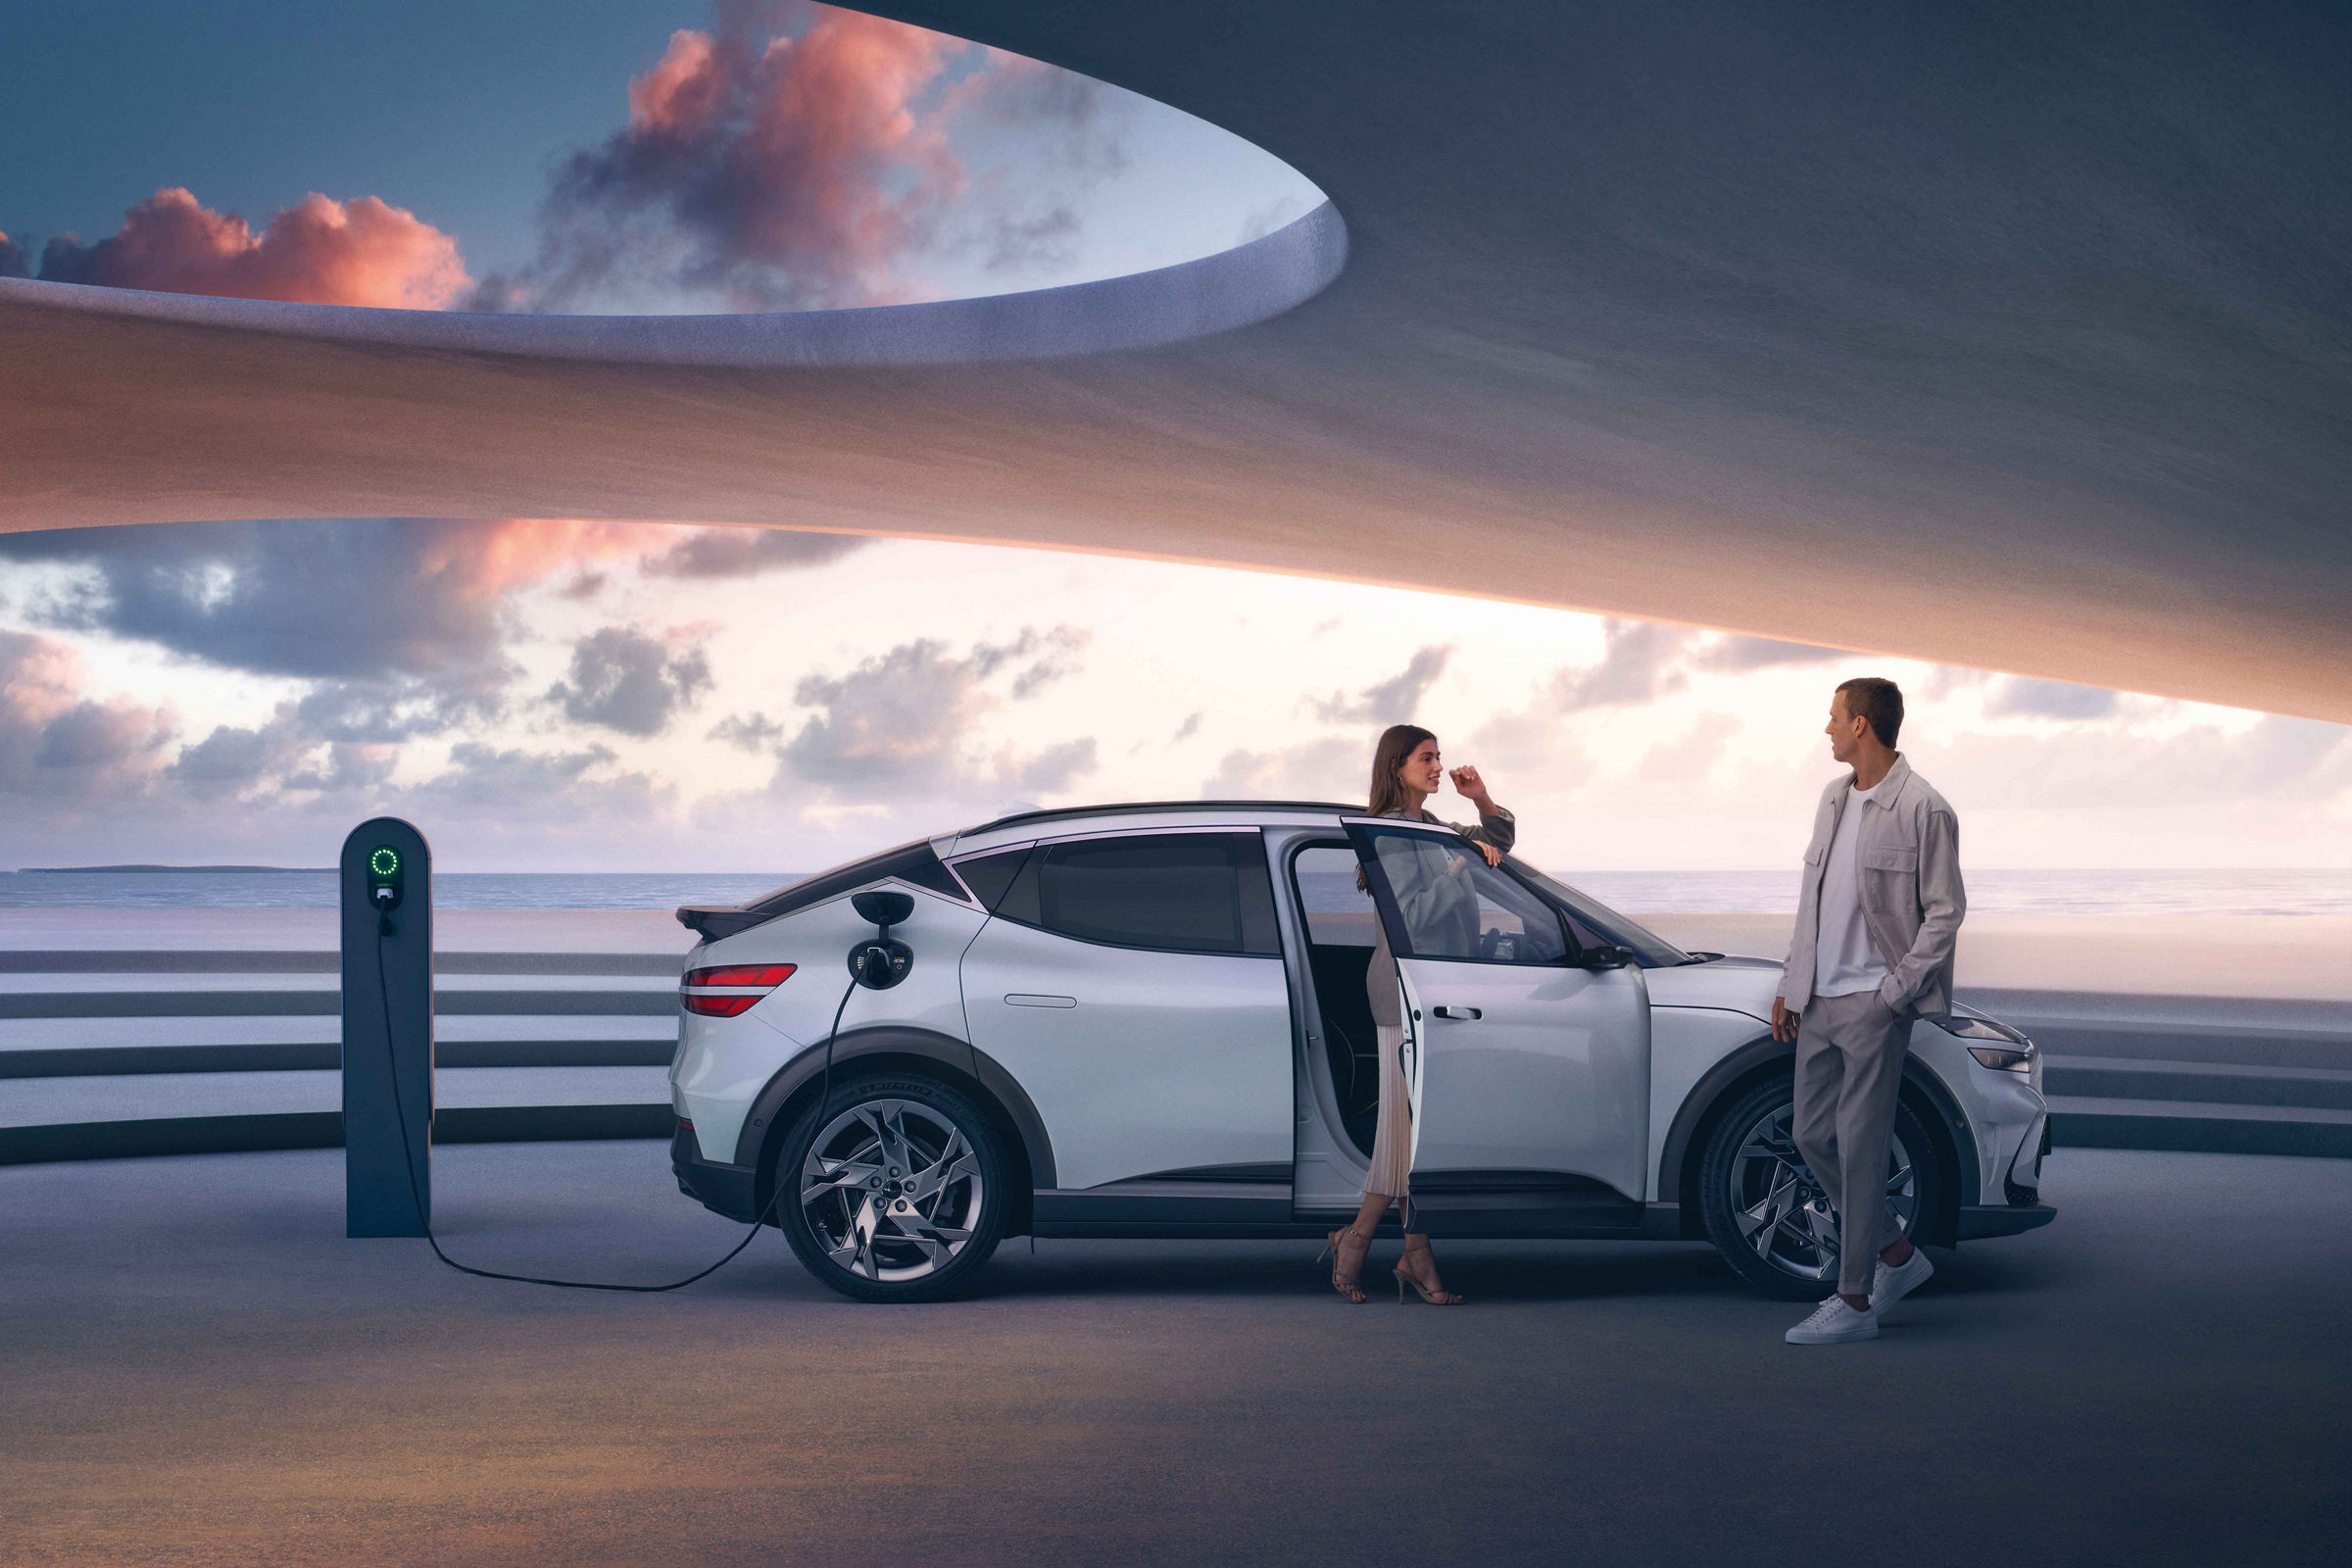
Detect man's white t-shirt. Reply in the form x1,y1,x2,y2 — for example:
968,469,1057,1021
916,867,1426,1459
1815,777,1890,999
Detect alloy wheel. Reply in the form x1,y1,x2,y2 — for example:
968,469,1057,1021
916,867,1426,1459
1725,1101,1917,1284
799,1097,987,1284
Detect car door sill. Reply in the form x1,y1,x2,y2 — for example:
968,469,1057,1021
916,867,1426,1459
1405,1190,1647,1238
1033,1180,1294,1235
1405,1172,1647,1238
1030,1181,1681,1241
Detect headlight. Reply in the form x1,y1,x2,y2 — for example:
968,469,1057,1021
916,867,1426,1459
1938,1014,2035,1074
1940,1014,2027,1045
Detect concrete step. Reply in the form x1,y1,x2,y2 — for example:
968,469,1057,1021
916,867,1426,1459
0,950,682,975
0,971,676,994
1965,989,2352,1071
0,907,692,953
0,1104,674,1165
2043,1055,2352,1111
1963,989,2352,1032
0,989,676,1019
0,1061,675,1164
0,1013,672,1049
0,1066,671,1129
0,1038,677,1077
2048,1095,2352,1158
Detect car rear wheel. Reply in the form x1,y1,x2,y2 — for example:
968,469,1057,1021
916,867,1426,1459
1697,1074,1945,1300
774,1073,1008,1302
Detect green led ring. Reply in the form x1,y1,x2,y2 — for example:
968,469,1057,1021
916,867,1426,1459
369,847,401,877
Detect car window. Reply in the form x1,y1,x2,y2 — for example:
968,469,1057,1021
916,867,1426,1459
1292,844,1380,947
1508,863,1690,966
1004,832,1280,956
949,846,1032,911
1360,828,1571,965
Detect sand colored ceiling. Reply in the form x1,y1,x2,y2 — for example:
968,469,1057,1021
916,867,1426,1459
3,2,2347,718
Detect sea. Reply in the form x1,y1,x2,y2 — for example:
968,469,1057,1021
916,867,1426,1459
2,867,2349,917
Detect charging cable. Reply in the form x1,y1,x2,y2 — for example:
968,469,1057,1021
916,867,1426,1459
368,913,857,1293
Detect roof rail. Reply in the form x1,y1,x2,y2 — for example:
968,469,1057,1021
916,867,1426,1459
960,799,1362,835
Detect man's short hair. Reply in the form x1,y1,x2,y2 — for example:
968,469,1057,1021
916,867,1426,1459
1836,676,1904,749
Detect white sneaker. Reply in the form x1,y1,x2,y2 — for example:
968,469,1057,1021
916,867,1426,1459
1785,1295,1879,1346
1872,1248,1935,1320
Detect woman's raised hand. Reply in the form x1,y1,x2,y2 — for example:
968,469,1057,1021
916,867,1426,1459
1447,763,1492,808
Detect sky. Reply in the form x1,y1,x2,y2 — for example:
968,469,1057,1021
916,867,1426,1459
3,3,2346,874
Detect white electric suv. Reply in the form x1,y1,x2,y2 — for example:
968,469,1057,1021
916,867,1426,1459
670,802,2053,1302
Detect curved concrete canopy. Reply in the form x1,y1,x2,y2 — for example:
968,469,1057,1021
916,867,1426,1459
3,2,2347,719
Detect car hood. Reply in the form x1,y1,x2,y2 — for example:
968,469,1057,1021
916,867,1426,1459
1642,955,1782,1022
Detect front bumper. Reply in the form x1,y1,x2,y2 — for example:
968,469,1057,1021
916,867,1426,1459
670,1121,761,1223
1955,1200,2057,1240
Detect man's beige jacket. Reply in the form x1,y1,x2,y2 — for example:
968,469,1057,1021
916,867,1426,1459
1780,754,1966,1018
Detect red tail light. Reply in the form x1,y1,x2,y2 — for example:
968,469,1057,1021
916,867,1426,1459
681,961,797,1017
688,964,796,987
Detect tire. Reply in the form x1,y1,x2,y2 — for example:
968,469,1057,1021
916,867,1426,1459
1696,1072,1947,1300
773,1072,1009,1303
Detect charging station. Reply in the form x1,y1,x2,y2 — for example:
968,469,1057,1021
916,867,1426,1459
342,817,433,1238
325,815,904,1286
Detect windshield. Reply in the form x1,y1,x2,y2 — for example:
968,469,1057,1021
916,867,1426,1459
1506,858,1693,967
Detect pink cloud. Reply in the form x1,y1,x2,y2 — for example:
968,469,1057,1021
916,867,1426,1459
0,629,84,731
0,630,176,804
37,186,470,309
426,518,869,601
517,7,978,310
629,28,730,135
414,517,658,601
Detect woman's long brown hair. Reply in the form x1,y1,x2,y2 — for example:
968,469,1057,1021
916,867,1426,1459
1368,723,1437,816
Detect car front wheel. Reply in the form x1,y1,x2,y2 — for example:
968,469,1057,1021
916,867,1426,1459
774,1073,1008,1302
1696,1074,1945,1300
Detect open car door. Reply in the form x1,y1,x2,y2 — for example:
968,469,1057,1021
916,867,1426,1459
1345,818,1652,1229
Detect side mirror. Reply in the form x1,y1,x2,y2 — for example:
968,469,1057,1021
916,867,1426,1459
1580,944,1636,970
851,890,915,929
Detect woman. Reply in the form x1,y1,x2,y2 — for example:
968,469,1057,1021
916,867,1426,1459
1319,724,1513,1304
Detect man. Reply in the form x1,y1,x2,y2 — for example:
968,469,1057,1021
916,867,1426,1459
1773,676,1964,1347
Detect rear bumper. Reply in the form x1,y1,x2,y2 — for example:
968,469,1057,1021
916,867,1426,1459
670,1121,761,1223
1955,1200,2056,1240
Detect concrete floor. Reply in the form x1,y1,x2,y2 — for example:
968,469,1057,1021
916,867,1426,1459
5,1145,2347,1567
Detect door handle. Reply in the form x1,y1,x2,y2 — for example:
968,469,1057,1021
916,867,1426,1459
1432,1005,1482,1020
1004,994,1077,1008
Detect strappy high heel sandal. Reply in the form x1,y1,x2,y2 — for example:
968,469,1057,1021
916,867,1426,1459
1317,1226,1371,1303
1394,1244,1464,1305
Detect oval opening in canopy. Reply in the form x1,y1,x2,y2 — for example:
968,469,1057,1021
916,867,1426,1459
0,5,1341,366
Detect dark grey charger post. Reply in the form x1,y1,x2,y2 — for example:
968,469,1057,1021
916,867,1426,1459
342,817,434,1238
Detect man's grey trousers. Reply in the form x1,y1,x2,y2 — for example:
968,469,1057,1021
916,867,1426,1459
1794,991,1911,1296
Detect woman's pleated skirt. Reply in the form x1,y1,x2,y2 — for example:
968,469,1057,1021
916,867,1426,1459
1362,1021,1413,1200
